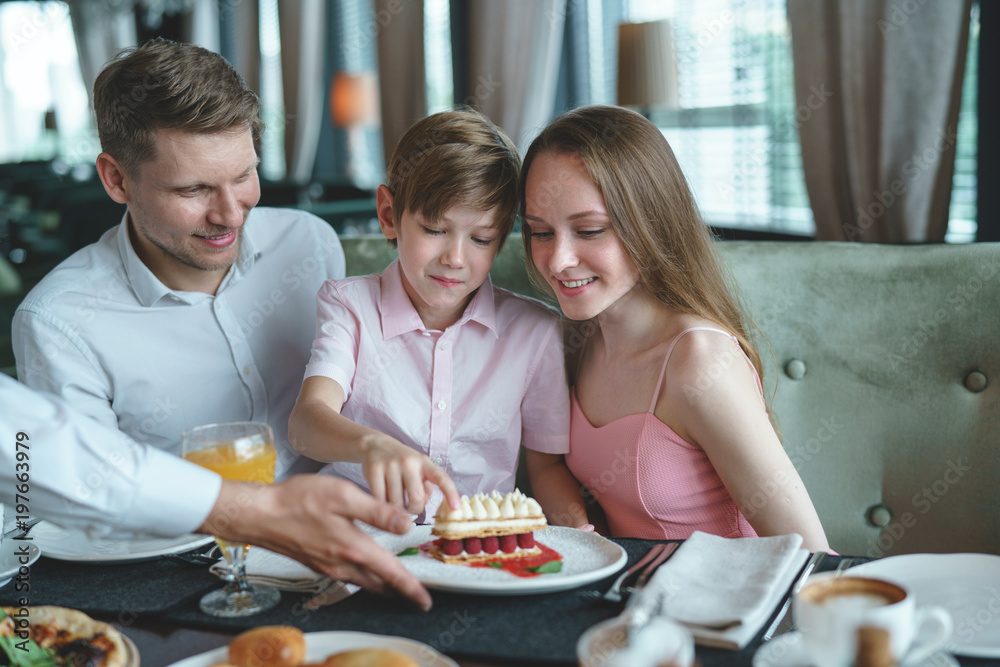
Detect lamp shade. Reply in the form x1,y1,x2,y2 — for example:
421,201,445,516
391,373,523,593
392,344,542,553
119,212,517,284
330,71,380,128
617,20,679,109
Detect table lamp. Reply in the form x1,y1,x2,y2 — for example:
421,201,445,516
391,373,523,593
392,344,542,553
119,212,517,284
617,20,679,115
330,71,380,186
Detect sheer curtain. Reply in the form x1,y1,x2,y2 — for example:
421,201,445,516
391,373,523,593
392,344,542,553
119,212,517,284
278,0,326,184
465,0,566,154
788,0,973,242
376,0,426,170
68,0,136,108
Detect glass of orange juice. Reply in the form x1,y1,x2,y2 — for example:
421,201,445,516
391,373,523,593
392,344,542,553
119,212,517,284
180,421,280,617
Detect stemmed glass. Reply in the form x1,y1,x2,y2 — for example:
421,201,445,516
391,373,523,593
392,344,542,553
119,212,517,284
180,421,281,617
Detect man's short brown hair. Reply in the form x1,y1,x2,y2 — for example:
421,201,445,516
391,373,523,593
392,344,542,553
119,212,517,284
93,37,263,177
385,108,520,250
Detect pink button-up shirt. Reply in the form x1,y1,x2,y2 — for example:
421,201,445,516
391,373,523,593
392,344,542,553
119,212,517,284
305,260,569,510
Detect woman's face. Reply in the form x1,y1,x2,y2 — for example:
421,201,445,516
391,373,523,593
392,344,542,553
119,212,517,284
524,151,640,321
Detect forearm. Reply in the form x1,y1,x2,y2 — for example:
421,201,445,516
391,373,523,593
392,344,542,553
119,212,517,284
288,399,388,464
525,451,589,527
743,485,831,553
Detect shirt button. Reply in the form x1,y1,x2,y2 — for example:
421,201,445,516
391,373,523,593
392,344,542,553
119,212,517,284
433,456,443,466
214,301,221,310
421,331,432,337
243,366,250,375
440,341,451,350
437,401,447,410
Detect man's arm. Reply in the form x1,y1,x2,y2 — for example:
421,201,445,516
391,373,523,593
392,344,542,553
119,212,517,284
12,308,119,428
0,376,433,609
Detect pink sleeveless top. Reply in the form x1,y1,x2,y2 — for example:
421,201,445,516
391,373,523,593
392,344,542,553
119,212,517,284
566,327,760,540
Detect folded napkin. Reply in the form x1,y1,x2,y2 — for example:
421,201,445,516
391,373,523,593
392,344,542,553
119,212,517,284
210,547,358,596
624,531,809,650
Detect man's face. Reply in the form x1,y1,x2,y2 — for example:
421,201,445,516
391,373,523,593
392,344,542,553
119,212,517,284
123,127,261,293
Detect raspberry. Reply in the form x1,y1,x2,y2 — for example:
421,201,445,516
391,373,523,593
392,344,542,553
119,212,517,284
517,532,535,549
499,534,518,553
441,539,462,556
483,536,499,554
464,537,482,554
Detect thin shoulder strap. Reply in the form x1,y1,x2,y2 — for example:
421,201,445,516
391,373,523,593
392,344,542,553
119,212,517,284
649,327,738,412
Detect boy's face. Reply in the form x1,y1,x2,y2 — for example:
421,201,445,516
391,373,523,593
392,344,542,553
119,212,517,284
379,188,501,330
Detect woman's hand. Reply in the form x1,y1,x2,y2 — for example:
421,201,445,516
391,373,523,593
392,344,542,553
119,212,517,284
360,434,460,515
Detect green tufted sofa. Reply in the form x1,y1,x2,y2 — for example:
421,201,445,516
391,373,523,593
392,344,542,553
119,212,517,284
341,236,1000,558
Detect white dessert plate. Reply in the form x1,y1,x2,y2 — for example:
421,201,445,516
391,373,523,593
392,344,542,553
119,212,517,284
0,540,41,588
752,631,958,667
31,521,215,563
847,553,1000,658
166,630,458,667
371,525,628,595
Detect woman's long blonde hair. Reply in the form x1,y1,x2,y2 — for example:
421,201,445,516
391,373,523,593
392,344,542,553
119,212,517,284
521,105,771,415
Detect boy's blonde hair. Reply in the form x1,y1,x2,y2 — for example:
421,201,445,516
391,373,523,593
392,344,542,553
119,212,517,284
385,108,520,250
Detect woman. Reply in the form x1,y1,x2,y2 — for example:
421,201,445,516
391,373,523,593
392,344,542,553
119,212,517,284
521,105,829,551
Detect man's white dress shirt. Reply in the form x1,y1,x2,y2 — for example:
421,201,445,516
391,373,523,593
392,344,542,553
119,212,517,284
12,207,345,478
0,375,220,538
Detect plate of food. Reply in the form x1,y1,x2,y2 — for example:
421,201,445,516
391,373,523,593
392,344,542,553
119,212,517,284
0,605,138,667
168,626,458,667
369,490,627,595
30,521,215,563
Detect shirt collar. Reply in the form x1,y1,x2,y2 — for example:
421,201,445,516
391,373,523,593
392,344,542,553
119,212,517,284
379,259,498,339
116,211,261,307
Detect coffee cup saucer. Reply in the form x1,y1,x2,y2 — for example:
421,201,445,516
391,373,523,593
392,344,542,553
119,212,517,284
752,631,959,667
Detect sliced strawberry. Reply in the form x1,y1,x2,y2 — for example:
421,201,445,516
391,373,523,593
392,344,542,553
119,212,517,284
483,536,499,554
464,537,482,555
441,539,462,556
499,534,518,553
517,532,535,549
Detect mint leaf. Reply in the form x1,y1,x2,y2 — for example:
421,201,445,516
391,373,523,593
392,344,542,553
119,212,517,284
526,560,562,574
396,547,419,557
487,562,503,569
0,636,57,667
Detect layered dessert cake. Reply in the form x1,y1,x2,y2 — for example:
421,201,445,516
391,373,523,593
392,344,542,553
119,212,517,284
430,489,547,563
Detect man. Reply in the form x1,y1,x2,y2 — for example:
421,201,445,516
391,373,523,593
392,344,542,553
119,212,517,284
12,38,343,477
0,376,431,609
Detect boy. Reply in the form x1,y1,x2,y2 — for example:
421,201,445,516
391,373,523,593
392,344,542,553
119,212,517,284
289,109,586,525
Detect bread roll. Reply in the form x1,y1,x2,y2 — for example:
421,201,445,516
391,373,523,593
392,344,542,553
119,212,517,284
322,648,419,667
228,626,307,667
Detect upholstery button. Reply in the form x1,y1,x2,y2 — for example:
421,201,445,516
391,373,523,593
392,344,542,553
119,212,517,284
965,371,988,393
866,504,892,528
785,359,807,380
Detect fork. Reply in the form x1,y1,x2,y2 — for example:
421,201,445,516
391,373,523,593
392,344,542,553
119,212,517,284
833,556,859,575
578,543,667,603
164,542,221,566
622,542,678,595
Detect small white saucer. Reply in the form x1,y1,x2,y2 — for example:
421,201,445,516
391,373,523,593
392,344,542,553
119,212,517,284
752,632,959,667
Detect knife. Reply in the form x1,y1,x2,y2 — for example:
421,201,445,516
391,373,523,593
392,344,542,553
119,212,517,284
761,550,827,641
302,579,356,611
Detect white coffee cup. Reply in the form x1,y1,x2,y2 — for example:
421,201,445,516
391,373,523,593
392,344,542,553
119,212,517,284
793,573,952,667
